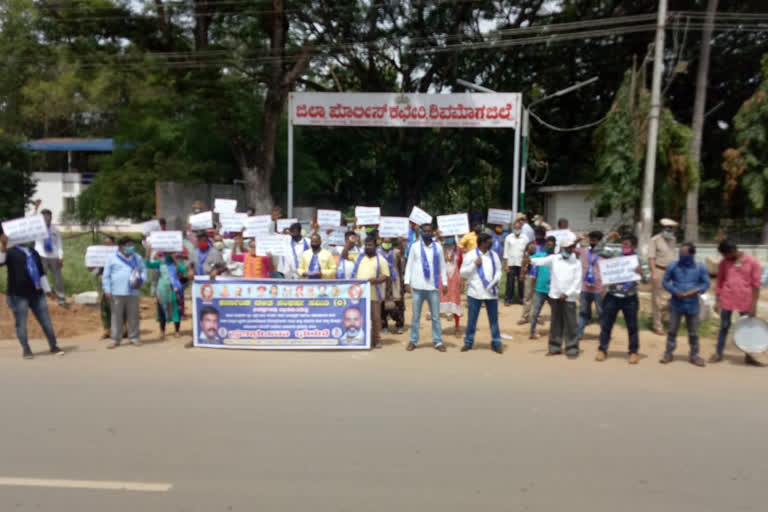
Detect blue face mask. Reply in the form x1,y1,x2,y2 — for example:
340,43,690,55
679,254,694,267
444,237,455,246
124,246,135,256
561,250,572,260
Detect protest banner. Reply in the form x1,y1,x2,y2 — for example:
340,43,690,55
326,227,347,246
244,215,272,237
84,245,118,267
189,211,213,231
148,230,183,253
1,215,48,244
276,218,298,233
355,206,381,226
598,255,641,285
437,213,470,236
214,198,237,214
317,209,342,227
254,234,290,257
487,208,513,226
409,206,432,225
546,229,575,248
378,217,409,238
192,277,371,350
140,219,161,236
219,212,247,233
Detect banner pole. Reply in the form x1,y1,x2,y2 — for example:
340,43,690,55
512,96,522,217
288,93,294,218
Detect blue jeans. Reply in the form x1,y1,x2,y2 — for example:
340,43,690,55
578,291,603,337
409,289,443,346
6,293,59,353
716,309,747,356
599,294,639,354
464,297,501,349
666,309,699,358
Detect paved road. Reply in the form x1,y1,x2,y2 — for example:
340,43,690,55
0,339,766,511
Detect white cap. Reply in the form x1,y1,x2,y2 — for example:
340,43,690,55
660,218,680,227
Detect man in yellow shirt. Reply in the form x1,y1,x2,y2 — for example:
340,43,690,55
298,234,337,279
458,219,483,253
343,236,390,348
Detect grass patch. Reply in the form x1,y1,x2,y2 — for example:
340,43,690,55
614,313,720,337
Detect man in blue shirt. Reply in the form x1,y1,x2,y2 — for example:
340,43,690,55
660,242,710,366
529,236,556,339
102,237,147,348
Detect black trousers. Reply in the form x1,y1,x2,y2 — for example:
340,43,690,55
504,266,524,304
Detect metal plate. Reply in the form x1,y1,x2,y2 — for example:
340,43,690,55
733,317,768,354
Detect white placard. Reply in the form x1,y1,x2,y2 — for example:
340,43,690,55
148,230,183,253
378,217,409,239
219,212,247,233
546,229,576,248
409,206,432,225
326,226,347,246
598,255,642,285
1,215,48,244
84,245,118,267
317,209,342,227
244,215,272,237
437,213,470,236
277,218,298,233
255,234,291,257
214,198,237,214
189,211,213,231
355,206,381,226
140,219,162,236
487,208,513,226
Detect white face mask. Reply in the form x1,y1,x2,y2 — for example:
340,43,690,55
663,229,675,239
213,241,225,251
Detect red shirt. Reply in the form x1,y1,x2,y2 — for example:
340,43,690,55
715,254,761,312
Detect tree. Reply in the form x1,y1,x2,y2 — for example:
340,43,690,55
722,54,768,242
0,133,37,220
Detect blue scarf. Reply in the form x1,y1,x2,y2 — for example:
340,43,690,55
19,247,41,290
196,247,210,275
44,227,53,254
292,239,309,268
405,227,418,259
420,241,440,288
117,252,143,287
352,252,382,300
379,248,397,281
585,248,599,285
476,248,497,296
166,260,183,292
308,251,321,279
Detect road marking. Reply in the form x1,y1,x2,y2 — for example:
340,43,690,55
0,477,172,492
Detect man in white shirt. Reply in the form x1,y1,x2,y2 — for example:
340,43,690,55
34,208,67,307
516,212,535,243
459,233,503,354
404,223,448,352
503,220,529,306
281,222,309,279
530,232,582,358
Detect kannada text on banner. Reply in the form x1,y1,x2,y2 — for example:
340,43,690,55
192,278,371,350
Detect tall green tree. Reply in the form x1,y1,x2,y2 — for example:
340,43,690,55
0,133,37,220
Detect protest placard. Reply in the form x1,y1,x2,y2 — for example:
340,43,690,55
276,218,298,233
192,277,371,350
317,209,342,227
140,219,161,236
378,217,409,238
244,215,272,237
148,231,183,253
355,206,381,226
189,211,213,231
598,255,641,285
254,234,291,257
84,245,118,267
437,213,470,236
219,213,247,233
546,229,575,247
1,215,48,244
214,198,237,214
487,208,513,226
326,227,347,246
409,206,432,225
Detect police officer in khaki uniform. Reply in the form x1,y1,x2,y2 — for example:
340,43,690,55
648,218,679,335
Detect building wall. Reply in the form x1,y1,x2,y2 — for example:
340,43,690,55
543,189,632,234
26,172,84,223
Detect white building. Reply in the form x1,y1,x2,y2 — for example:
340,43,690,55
537,184,633,234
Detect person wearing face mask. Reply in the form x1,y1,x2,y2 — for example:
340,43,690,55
459,233,503,354
0,232,64,359
595,233,649,364
229,236,273,278
298,233,337,279
648,218,680,335
439,235,463,337
347,236,390,348
503,220,529,306
280,222,309,279
404,224,448,351
575,231,606,339
378,237,405,335
529,236,556,339
146,252,188,339
530,233,582,358
490,224,507,262
190,232,226,277
516,212,535,243
335,231,359,279
33,208,67,307
102,237,147,348
660,242,710,366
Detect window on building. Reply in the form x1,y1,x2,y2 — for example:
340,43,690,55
64,197,76,214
